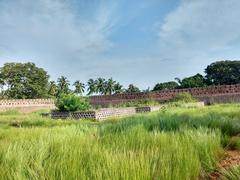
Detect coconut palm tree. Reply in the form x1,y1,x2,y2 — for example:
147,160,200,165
96,78,106,95
48,81,58,97
87,78,97,95
57,76,70,95
105,78,116,95
114,83,124,94
73,80,85,96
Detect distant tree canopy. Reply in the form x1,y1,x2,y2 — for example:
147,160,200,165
126,84,141,93
176,74,207,89
152,81,178,91
0,60,239,99
0,62,49,99
205,61,240,85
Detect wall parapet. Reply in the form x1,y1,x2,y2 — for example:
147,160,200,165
90,84,240,106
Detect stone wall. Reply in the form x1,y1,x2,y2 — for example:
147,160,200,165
90,84,240,106
0,99,55,113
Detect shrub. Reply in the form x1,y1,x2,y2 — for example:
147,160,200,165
109,99,160,108
170,92,196,103
55,94,90,112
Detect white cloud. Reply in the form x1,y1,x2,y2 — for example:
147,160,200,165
0,0,115,60
158,0,240,59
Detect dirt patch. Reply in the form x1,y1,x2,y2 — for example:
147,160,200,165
209,150,240,179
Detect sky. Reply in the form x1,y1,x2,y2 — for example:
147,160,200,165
0,0,240,90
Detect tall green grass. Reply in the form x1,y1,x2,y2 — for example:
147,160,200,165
0,126,222,180
0,104,239,179
221,166,240,180
100,104,240,136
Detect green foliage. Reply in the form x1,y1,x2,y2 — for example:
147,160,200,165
73,80,85,95
105,78,116,95
110,99,160,108
57,76,71,96
0,126,221,179
225,136,240,150
177,73,207,88
221,166,240,180
0,62,49,99
113,83,124,94
48,81,58,97
170,92,197,103
205,60,240,85
152,81,178,91
55,94,90,112
125,84,141,93
1,104,240,179
87,78,124,95
101,104,240,136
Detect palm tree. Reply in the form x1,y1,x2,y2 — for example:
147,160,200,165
87,78,97,95
73,80,85,96
96,78,106,95
57,76,70,95
174,77,182,85
105,78,116,95
48,81,58,97
114,83,124,94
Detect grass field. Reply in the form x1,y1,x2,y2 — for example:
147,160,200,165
0,104,240,179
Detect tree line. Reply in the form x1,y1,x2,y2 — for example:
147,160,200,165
0,60,239,99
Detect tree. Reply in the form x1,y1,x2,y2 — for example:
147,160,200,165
96,78,106,95
205,60,240,85
0,62,49,99
73,80,85,96
0,74,4,94
87,79,97,95
125,84,141,93
152,81,178,91
114,82,124,94
48,81,58,97
105,78,116,95
57,76,70,95
177,74,206,88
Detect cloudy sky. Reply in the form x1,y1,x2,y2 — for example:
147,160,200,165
0,0,240,89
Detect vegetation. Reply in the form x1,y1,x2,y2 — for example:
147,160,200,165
125,84,141,93
109,98,160,108
0,62,49,99
221,166,240,180
55,94,90,112
175,73,206,88
0,104,240,179
205,60,240,85
152,81,178,91
73,80,85,96
0,60,239,99
170,92,197,103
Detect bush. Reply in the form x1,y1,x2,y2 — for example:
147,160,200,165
55,94,90,112
109,98,160,108
170,92,196,103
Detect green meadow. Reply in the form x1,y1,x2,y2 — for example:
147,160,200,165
0,104,240,179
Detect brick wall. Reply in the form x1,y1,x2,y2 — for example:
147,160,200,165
90,84,240,106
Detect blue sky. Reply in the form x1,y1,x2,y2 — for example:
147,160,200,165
0,0,240,89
